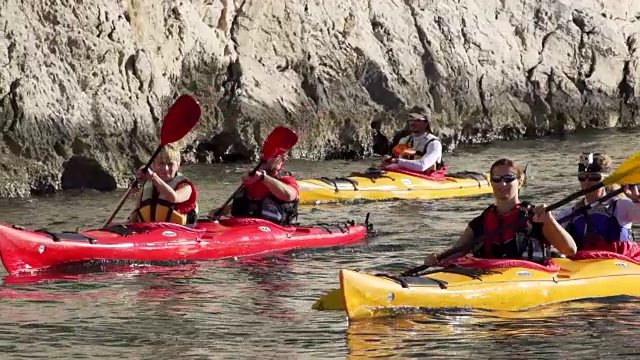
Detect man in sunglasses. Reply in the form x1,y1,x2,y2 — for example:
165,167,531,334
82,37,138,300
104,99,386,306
209,154,300,225
557,153,640,258
381,106,444,174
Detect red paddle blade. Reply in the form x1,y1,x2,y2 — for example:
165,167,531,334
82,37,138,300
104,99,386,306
160,94,202,146
261,126,299,160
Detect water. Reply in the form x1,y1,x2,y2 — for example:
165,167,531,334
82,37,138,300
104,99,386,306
0,128,638,359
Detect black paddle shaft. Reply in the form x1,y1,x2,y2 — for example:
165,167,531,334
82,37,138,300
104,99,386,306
545,181,604,212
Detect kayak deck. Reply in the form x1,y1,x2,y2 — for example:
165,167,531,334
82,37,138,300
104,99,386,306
298,169,493,204
330,254,640,320
0,217,372,275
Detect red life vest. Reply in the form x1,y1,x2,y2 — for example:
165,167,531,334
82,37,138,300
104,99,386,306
230,171,299,225
470,202,548,262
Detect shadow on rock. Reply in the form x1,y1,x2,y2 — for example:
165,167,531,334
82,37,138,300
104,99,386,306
61,156,117,192
182,130,253,164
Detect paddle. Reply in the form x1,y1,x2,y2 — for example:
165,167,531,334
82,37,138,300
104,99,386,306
402,186,630,276
543,152,640,212
210,126,299,219
102,94,202,228
401,152,640,276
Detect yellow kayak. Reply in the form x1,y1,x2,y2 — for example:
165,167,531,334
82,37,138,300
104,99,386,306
298,168,495,205
318,253,640,320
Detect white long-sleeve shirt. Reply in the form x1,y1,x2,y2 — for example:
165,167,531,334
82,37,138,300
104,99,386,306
395,133,442,172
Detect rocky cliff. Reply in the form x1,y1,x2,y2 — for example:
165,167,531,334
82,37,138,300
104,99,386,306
1,0,639,197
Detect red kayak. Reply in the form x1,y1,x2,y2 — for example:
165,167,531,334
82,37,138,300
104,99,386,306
0,217,372,275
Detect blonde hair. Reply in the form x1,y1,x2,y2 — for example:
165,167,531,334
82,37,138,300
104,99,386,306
156,144,182,164
589,153,617,193
592,153,613,172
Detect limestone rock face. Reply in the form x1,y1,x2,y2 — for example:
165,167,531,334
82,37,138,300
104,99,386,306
1,0,639,197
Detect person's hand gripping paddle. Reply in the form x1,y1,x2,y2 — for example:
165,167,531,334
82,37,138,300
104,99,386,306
210,126,299,220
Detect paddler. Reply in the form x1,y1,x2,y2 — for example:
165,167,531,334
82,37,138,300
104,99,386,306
381,106,445,174
557,153,640,258
370,120,390,156
423,158,577,266
209,153,300,225
128,144,199,225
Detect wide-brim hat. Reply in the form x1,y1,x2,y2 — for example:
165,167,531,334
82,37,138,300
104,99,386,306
407,108,432,122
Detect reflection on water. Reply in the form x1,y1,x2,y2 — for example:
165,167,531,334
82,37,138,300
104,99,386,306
0,128,638,358
346,299,640,358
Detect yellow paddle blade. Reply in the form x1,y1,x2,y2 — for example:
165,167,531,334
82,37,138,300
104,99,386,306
311,288,345,310
604,152,640,186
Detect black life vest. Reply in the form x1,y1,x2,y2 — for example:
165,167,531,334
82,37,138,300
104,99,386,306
230,171,299,226
470,202,548,263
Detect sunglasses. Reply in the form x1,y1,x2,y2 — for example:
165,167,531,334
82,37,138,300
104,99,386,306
578,172,603,182
490,174,518,183
408,118,429,123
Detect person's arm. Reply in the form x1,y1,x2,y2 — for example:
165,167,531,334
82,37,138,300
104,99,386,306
261,174,298,202
615,198,640,224
534,205,577,256
150,175,193,203
438,225,475,260
397,140,442,172
424,225,475,266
